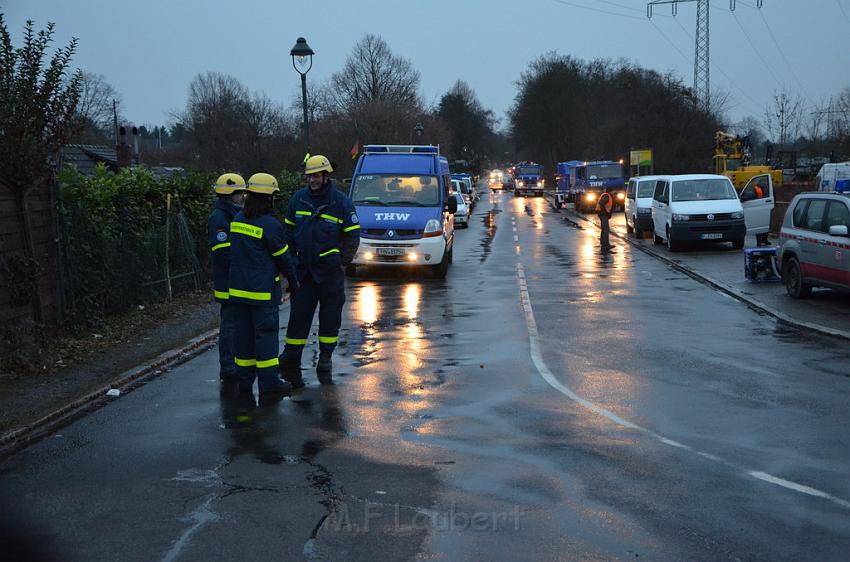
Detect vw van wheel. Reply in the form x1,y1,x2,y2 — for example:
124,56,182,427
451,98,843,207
666,227,678,252
626,216,634,234
731,238,744,250
653,229,663,245
783,258,812,299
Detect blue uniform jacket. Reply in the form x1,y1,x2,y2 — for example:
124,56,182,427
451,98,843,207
207,198,241,303
284,181,361,283
228,211,297,306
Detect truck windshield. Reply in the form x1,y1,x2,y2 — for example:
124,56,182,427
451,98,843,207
516,165,542,175
586,164,622,179
672,179,737,201
351,174,440,206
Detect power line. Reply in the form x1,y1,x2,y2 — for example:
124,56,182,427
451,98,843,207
756,9,814,105
730,11,786,89
671,15,764,113
595,0,644,13
648,0,712,109
550,0,645,20
837,0,850,24
649,19,694,66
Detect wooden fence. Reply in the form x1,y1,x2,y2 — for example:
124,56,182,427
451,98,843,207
0,180,62,325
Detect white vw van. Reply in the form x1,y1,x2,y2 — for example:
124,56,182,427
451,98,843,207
651,174,747,251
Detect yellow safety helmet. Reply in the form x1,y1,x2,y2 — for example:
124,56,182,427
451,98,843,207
305,154,333,175
213,173,247,195
246,173,279,195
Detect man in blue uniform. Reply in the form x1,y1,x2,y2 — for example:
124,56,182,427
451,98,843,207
229,173,299,395
207,173,246,382
279,155,360,386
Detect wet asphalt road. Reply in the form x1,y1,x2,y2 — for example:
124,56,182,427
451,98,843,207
3,188,850,561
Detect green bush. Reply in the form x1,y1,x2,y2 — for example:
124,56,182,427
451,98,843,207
57,164,305,324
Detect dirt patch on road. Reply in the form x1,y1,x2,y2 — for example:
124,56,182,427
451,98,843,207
0,292,219,434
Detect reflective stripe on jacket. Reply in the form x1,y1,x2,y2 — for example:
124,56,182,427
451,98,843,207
284,181,361,283
208,198,241,302
228,211,296,306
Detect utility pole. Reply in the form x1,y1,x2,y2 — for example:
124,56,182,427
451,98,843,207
647,0,764,111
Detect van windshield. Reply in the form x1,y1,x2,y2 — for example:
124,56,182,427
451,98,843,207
351,174,440,206
672,179,737,202
637,180,656,197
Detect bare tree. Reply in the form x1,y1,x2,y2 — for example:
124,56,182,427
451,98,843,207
437,80,496,161
73,72,120,143
764,88,804,146
329,34,421,112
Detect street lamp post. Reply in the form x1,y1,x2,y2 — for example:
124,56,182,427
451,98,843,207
290,37,314,159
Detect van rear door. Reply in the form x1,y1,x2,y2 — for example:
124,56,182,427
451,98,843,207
740,173,774,235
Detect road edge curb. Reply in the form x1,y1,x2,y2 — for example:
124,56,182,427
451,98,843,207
0,328,219,457
545,196,850,342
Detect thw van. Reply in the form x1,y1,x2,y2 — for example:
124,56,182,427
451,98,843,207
348,145,458,278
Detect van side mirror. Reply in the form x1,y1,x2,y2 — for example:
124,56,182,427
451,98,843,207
447,196,458,214
829,224,849,237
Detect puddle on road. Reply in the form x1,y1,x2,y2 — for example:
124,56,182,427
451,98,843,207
479,209,499,263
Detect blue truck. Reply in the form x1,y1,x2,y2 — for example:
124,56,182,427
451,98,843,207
512,161,545,197
555,160,626,212
347,145,458,278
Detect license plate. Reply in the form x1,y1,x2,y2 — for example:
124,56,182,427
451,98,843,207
376,247,405,256
700,233,723,240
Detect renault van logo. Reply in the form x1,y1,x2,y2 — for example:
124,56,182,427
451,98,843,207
707,214,715,221
388,230,395,238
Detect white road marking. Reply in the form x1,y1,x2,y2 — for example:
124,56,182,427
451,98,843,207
515,260,850,511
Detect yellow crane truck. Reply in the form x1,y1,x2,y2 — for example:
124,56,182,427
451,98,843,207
713,131,782,189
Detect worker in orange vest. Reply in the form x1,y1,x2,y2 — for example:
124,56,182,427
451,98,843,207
595,187,615,253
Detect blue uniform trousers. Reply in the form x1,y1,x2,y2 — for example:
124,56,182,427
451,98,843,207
218,302,238,378
232,304,285,392
281,272,345,362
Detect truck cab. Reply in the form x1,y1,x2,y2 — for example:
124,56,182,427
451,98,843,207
348,145,457,278
574,160,625,212
513,161,544,197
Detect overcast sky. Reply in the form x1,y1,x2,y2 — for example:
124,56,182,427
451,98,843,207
6,0,850,132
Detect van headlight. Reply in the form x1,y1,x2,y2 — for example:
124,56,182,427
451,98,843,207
518,181,524,187
672,214,690,222
730,211,744,219
423,218,443,238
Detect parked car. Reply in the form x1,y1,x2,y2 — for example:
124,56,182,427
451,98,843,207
778,192,850,298
625,175,662,238
453,192,469,228
452,178,471,208
651,174,747,251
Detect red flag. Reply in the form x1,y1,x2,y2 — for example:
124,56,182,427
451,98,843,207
350,139,360,160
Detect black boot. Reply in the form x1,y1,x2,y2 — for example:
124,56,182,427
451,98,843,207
279,356,305,389
317,352,333,384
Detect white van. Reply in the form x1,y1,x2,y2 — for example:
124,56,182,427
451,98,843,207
625,175,663,238
651,174,748,251
815,162,850,192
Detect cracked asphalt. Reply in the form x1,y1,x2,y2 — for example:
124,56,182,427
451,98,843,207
2,188,850,561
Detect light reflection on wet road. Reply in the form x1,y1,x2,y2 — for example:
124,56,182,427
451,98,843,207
2,189,850,561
